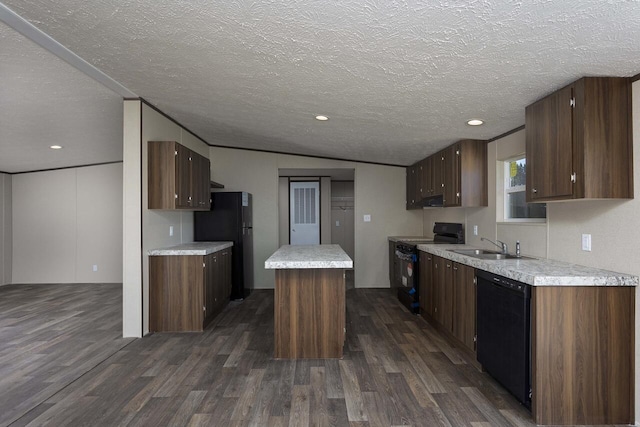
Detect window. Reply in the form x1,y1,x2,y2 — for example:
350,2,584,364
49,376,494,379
504,157,546,221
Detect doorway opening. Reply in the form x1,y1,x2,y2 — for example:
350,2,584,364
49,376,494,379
289,181,320,245
278,168,355,265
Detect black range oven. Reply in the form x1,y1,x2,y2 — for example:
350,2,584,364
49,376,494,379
395,222,464,313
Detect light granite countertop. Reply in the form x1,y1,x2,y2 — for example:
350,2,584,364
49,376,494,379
265,245,353,269
417,244,638,287
148,241,233,256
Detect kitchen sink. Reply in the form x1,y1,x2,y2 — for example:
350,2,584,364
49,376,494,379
449,249,533,260
451,249,500,256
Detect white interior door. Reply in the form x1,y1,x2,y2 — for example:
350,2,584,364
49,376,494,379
290,181,320,245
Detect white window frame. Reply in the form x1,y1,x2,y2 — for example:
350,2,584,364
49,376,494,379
502,156,546,223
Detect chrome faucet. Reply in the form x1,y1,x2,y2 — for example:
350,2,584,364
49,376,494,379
481,237,508,254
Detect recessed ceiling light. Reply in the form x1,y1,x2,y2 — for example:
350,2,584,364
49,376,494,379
467,119,484,126
315,115,329,121
50,145,63,149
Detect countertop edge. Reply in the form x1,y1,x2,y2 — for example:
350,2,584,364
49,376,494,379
265,244,353,270
417,244,638,287
264,261,353,269
148,241,234,256
388,236,434,243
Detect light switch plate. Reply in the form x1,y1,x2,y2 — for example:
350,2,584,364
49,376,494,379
92,265,98,272
169,225,174,236
335,220,340,227
581,234,592,251
363,214,371,222
473,225,478,236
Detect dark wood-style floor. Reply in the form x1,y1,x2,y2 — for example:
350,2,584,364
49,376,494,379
1,283,620,427
0,283,133,426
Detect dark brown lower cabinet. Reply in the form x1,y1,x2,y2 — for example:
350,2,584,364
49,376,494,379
441,259,454,332
418,252,433,317
452,262,476,352
150,249,232,332
203,248,232,326
531,286,634,426
428,255,454,333
419,253,476,354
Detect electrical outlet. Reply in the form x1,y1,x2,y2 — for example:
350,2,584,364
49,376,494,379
335,220,340,227
363,214,371,222
92,265,98,272
581,234,592,251
473,225,478,236
169,226,174,236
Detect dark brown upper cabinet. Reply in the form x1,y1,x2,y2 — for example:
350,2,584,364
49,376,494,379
405,163,418,209
526,77,633,202
148,140,211,210
406,139,487,209
454,139,488,207
418,156,433,199
442,145,460,207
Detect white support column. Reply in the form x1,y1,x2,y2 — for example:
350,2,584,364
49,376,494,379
122,100,143,337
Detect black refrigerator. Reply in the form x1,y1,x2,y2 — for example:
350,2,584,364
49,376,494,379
194,192,253,300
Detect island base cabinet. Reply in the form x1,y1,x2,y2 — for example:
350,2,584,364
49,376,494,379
531,286,634,426
274,269,345,359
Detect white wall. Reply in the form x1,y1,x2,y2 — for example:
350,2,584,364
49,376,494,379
423,80,640,422
210,147,423,289
12,163,123,284
331,181,355,260
321,176,331,244
0,173,12,285
278,177,288,246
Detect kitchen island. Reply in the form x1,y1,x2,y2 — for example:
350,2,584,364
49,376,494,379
265,245,353,359
418,243,637,426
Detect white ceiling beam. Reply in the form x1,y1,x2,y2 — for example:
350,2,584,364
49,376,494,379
0,1,137,98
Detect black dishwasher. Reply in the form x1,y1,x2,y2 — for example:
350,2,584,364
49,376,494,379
476,270,531,409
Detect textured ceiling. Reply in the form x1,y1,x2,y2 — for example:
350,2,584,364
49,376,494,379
2,1,640,169
0,21,123,173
